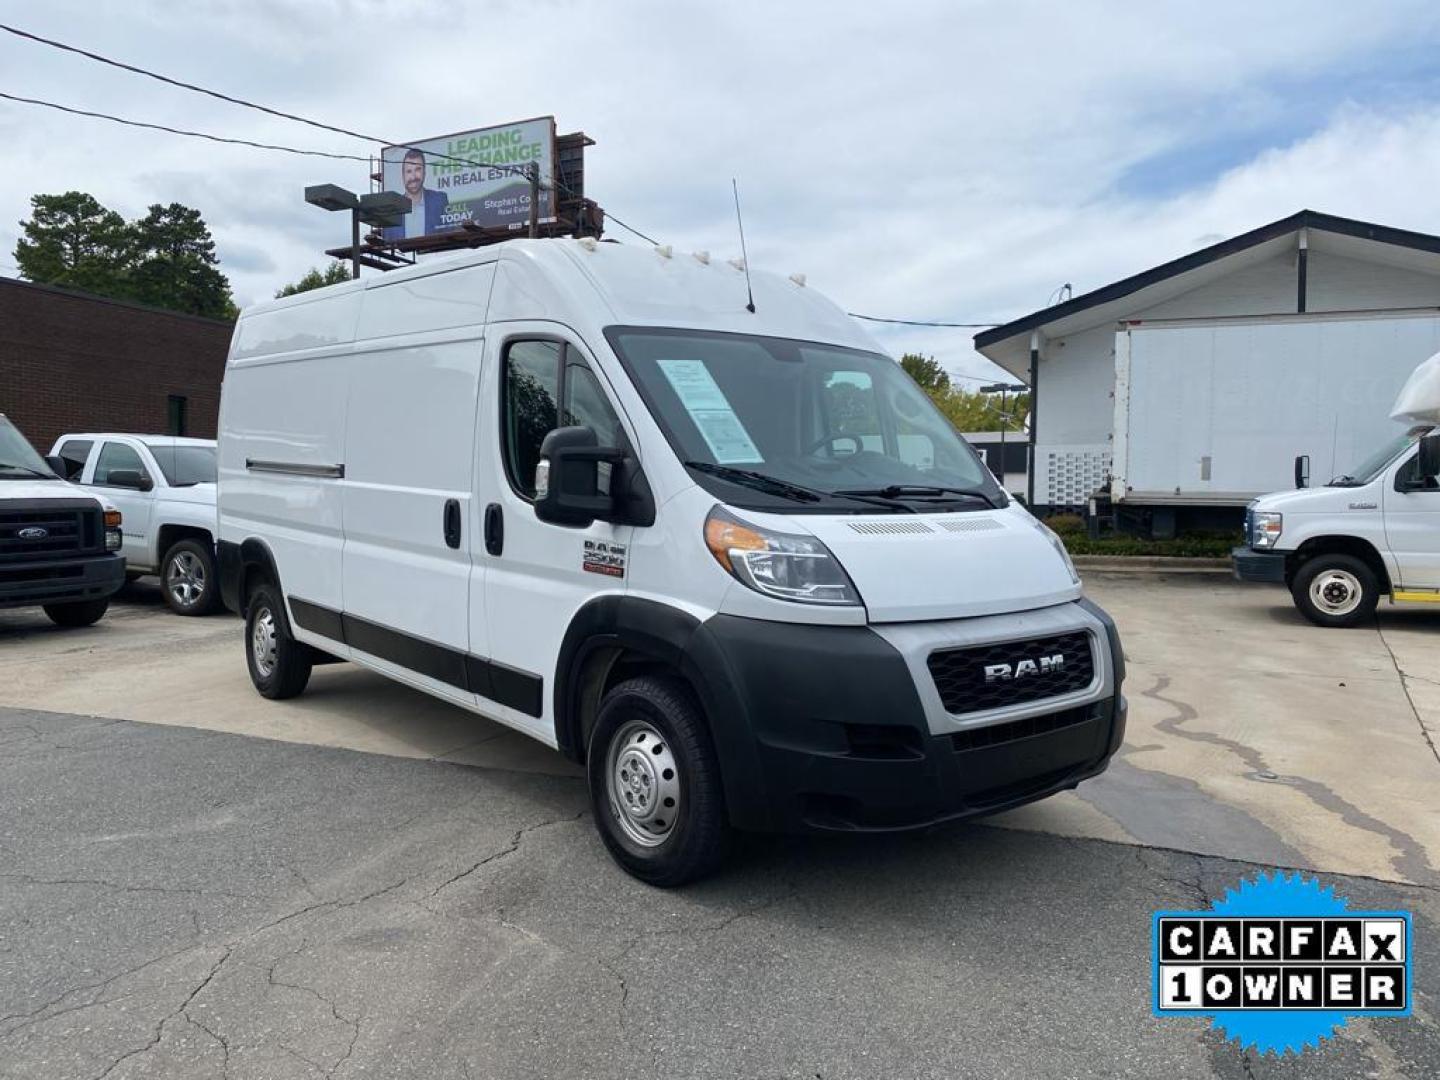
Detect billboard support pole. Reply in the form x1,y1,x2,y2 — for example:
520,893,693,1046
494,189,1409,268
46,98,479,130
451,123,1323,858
528,162,540,239
350,210,361,280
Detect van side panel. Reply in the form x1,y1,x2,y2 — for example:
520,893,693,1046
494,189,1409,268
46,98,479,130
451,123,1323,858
337,263,498,690
218,351,353,623
340,334,487,664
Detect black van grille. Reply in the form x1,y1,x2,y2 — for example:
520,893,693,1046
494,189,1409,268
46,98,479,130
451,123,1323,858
927,631,1094,714
0,506,99,562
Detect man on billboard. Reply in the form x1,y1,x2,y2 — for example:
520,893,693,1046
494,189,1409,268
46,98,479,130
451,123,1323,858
383,148,448,241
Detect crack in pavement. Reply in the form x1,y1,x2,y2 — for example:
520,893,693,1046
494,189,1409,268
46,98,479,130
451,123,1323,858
1143,675,1437,886
90,945,232,1080
266,939,361,1078
0,873,271,902
1374,620,1440,767
424,810,587,902
182,1011,232,1079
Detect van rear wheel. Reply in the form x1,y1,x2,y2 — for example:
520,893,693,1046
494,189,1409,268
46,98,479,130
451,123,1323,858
1291,554,1378,628
587,675,729,887
245,581,313,698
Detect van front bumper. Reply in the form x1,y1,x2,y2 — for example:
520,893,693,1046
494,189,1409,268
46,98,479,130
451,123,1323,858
0,552,126,610
686,607,1126,834
1231,546,1287,584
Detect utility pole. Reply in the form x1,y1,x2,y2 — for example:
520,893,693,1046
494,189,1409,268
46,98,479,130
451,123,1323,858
528,161,540,239
980,382,1028,489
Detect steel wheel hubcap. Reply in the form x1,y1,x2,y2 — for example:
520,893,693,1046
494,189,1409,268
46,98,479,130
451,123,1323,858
166,551,206,606
252,606,278,678
1310,569,1362,616
605,719,681,847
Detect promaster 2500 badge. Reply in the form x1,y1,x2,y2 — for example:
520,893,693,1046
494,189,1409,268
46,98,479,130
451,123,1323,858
583,540,627,578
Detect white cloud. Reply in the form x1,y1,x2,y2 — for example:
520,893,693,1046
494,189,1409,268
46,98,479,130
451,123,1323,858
1,0,1439,360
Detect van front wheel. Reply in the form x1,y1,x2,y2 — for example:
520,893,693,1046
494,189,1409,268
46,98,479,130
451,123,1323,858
1291,554,1378,628
587,675,729,887
245,582,313,698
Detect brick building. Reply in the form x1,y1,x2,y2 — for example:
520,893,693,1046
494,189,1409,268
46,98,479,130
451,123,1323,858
0,276,233,451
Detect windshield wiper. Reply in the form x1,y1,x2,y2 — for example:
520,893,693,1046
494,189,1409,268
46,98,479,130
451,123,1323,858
834,484,1001,509
683,461,911,512
0,462,58,480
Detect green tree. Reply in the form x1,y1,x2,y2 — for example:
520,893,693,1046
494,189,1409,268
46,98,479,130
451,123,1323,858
14,192,237,319
275,262,354,298
14,192,132,296
129,202,235,319
932,387,1030,432
899,352,950,396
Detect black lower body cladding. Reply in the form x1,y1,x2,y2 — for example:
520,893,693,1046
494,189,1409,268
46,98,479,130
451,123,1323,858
687,610,1126,834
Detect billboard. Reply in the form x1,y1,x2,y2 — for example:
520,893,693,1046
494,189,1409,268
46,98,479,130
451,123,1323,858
379,116,556,242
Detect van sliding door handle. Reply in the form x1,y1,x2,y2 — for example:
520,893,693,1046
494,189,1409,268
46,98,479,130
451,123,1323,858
484,503,503,556
443,499,462,549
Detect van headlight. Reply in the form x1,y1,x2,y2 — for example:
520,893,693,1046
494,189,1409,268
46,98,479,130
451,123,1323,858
1028,517,1079,585
704,506,860,606
104,508,123,551
1252,511,1283,549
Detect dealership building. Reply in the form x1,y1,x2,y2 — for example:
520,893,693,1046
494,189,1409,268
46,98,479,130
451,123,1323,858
0,276,233,452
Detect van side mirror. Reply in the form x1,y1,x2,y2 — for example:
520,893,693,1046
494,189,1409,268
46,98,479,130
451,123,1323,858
106,469,154,492
534,426,625,528
1417,434,1440,480
1294,454,1310,489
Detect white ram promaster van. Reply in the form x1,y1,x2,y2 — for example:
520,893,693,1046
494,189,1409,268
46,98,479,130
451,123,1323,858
1235,349,1440,628
217,240,1126,884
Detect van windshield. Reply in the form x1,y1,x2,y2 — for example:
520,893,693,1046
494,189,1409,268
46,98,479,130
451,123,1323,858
1329,426,1430,486
0,416,54,479
606,327,1004,513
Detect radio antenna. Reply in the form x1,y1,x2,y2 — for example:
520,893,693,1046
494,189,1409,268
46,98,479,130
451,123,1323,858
732,178,756,313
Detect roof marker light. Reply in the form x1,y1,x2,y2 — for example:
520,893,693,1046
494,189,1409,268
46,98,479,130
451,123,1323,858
728,257,746,271
655,244,674,259
693,250,711,265
789,273,807,287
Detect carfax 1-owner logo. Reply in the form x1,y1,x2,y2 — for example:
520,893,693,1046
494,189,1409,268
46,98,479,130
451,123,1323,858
1153,871,1413,1054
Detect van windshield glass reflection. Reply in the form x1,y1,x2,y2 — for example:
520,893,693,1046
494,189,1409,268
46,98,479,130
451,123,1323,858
607,328,1003,513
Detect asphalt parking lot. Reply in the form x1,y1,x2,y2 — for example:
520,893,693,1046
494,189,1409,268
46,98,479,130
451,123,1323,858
1,573,1437,1079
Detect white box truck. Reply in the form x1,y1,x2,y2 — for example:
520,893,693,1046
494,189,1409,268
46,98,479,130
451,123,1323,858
216,239,1126,884
1233,349,1440,626
1108,312,1440,529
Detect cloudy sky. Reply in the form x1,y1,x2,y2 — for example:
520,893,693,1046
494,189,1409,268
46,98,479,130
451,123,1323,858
4,1,1440,382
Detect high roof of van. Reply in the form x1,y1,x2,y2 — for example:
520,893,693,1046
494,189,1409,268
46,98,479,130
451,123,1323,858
231,239,880,362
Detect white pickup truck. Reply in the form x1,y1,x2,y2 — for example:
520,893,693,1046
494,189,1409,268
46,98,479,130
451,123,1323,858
1233,350,1440,627
48,433,221,616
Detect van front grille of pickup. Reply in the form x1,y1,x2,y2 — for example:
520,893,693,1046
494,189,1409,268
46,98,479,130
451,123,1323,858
926,631,1095,714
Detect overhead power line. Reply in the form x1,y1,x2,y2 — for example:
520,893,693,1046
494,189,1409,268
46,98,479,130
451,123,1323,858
0,92,374,161
0,21,660,245
848,313,1001,328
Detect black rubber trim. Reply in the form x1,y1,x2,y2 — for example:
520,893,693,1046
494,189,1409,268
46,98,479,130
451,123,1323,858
1230,546,1288,585
1077,596,1125,688
287,597,344,641
287,596,544,717
217,540,243,613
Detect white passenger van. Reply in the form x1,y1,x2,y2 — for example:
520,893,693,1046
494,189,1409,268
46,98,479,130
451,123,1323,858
217,239,1126,884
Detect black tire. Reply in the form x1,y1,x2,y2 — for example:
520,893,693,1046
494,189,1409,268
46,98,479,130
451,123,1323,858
1291,553,1379,628
587,675,730,887
160,539,221,616
42,598,110,627
244,581,312,699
